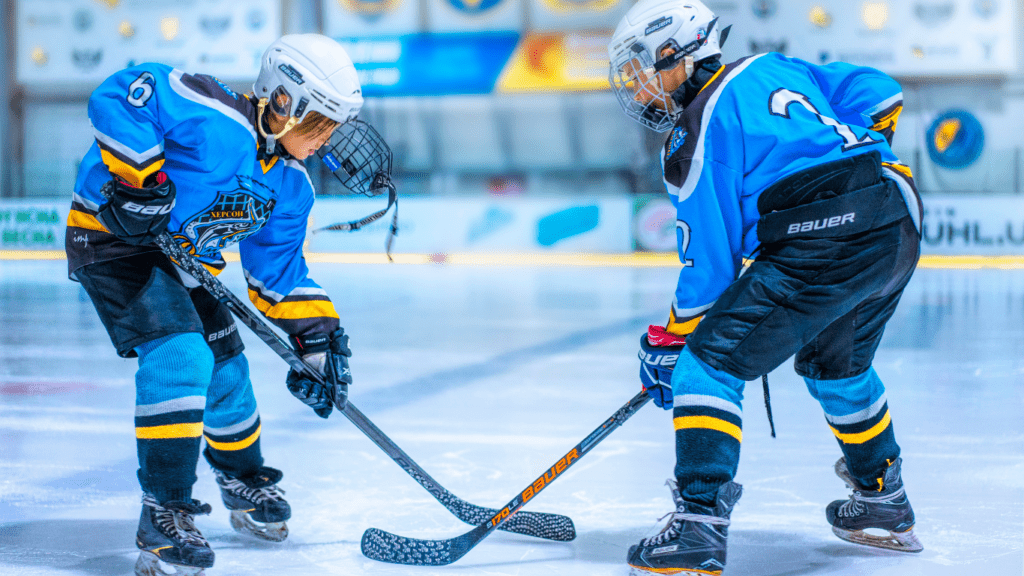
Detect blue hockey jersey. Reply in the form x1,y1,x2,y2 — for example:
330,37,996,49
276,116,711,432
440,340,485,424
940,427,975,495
663,53,920,335
66,63,339,337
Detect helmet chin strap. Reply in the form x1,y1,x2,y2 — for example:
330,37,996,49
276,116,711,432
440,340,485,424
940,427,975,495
257,98,300,156
683,55,695,80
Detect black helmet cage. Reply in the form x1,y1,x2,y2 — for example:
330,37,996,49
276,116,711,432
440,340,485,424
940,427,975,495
318,119,393,197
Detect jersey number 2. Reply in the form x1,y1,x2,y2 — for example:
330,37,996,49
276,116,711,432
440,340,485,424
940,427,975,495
126,72,155,107
769,88,880,151
676,220,694,268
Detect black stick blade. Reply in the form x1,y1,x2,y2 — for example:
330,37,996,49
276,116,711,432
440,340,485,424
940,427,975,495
361,528,462,566
440,494,576,541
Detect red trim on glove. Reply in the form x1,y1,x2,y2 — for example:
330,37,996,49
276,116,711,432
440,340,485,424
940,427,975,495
647,324,687,347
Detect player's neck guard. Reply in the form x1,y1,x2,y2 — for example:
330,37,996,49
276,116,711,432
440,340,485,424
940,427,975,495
256,98,300,156
670,56,723,110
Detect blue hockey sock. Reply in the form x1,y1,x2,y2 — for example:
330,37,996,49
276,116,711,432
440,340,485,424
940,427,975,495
670,348,745,505
202,352,264,478
134,332,214,502
804,367,900,487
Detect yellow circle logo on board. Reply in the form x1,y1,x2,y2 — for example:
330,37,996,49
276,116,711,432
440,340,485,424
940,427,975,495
338,0,402,17
540,0,619,14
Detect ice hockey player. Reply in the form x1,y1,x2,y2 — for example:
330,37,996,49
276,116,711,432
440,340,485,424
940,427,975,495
609,1,924,573
65,34,386,576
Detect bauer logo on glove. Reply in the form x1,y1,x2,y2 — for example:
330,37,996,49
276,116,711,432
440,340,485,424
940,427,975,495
637,325,686,410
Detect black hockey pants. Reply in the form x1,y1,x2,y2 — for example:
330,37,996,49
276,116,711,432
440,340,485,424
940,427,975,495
687,151,922,381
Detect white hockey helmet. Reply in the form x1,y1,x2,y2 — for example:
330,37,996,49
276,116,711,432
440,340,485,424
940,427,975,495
608,0,727,132
253,34,363,150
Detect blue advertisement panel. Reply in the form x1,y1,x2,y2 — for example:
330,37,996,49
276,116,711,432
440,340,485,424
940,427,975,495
336,33,520,96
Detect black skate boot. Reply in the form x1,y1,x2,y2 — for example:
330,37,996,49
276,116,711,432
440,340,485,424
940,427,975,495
135,494,214,576
214,466,291,542
627,479,742,576
826,456,923,553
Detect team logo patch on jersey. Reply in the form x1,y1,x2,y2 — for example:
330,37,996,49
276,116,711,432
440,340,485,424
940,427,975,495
178,176,276,257
666,127,687,160
213,77,238,99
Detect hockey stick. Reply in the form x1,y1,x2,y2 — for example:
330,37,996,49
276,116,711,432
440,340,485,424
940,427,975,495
361,389,652,565
143,230,575,542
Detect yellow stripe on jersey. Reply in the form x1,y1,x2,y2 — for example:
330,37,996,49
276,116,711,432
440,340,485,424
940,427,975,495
136,422,204,440
260,156,279,174
205,424,261,452
870,105,903,135
882,162,914,179
673,415,743,442
99,149,164,188
249,290,340,321
67,209,109,233
667,308,702,337
829,410,892,445
697,66,726,97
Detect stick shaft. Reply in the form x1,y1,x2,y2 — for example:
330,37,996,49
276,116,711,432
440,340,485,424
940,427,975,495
151,232,573,539
362,390,651,565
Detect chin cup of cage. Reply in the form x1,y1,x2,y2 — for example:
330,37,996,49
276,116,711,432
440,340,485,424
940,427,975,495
609,43,677,133
317,119,393,197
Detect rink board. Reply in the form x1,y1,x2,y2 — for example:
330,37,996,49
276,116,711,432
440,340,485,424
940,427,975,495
5,194,1024,256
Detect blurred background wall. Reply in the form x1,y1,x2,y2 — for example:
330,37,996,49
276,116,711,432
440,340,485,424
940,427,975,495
2,0,1023,254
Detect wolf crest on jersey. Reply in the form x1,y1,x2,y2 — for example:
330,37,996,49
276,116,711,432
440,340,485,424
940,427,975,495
177,176,277,258
666,127,687,160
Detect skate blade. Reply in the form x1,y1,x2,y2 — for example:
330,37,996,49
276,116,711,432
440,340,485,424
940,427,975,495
832,525,924,553
629,565,722,576
135,551,206,576
229,510,288,542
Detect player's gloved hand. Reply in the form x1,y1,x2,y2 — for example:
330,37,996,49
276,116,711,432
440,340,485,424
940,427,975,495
286,328,352,418
96,172,176,245
638,325,687,410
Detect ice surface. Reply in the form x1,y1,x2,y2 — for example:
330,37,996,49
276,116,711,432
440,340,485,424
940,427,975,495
0,260,1021,575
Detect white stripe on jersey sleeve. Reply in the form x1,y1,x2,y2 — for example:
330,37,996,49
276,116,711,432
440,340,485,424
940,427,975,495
91,127,165,165
673,54,767,204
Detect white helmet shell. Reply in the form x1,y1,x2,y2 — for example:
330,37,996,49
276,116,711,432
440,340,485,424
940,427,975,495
254,34,363,124
609,0,722,68
607,0,723,132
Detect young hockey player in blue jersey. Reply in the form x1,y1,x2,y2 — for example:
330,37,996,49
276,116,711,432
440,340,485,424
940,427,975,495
609,1,923,573
66,34,392,576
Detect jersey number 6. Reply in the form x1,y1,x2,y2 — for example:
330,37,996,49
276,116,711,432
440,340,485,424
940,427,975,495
127,72,156,108
769,88,880,152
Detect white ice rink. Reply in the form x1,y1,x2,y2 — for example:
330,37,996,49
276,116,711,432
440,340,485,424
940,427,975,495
1,259,1022,576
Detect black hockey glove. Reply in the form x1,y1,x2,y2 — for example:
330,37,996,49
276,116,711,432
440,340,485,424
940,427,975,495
96,172,176,246
286,328,352,418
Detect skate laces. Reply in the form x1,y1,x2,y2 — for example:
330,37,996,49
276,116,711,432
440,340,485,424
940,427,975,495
838,484,906,518
144,495,212,547
217,472,286,504
643,481,729,547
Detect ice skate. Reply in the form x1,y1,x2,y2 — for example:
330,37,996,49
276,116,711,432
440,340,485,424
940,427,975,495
135,494,214,576
214,466,291,542
627,479,742,576
827,456,923,553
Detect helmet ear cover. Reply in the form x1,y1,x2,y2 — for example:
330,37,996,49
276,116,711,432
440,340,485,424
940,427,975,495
269,86,292,117
653,17,719,72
